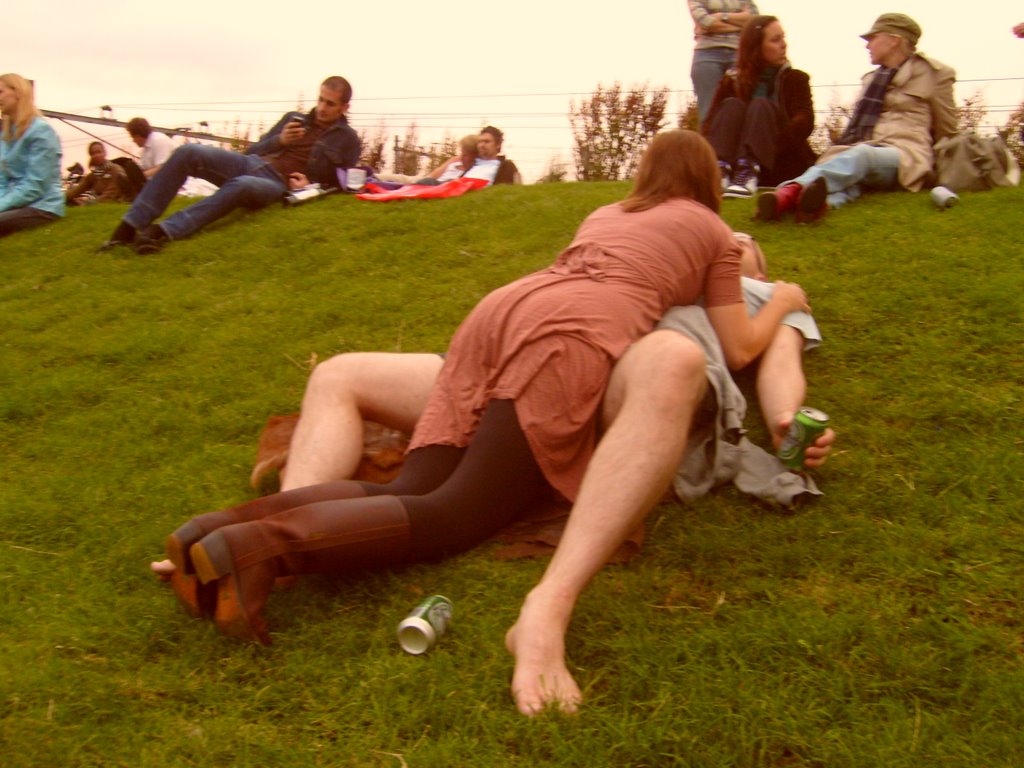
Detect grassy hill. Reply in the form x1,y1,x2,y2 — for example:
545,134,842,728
1,184,1022,766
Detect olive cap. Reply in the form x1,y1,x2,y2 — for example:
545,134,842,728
860,13,922,45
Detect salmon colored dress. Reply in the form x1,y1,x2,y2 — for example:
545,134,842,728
408,198,744,501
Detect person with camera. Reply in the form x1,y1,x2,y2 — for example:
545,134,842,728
101,75,360,254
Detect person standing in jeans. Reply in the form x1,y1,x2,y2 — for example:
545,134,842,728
688,0,759,127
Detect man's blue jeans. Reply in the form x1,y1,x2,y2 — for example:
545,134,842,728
124,144,286,240
787,144,901,209
691,47,737,127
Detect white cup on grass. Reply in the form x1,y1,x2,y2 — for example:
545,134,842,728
346,168,367,191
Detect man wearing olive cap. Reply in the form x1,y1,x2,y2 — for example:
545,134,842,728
757,12,957,221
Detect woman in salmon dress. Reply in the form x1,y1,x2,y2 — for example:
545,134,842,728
161,130,806,652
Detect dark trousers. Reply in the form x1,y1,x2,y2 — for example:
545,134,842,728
0,206,60,238
360,398,550,560
706,97,781,170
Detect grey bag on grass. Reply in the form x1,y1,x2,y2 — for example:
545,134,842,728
933,132,1020,192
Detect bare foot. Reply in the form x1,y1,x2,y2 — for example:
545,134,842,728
150,558,175,581
505,596,581,716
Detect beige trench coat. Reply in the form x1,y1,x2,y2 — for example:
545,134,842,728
818,53,958,192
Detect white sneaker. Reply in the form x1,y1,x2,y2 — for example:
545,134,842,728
723,162,758,198
718,162,732,192
723,178,757,198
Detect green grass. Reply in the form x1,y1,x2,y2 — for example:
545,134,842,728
1,184,1022,767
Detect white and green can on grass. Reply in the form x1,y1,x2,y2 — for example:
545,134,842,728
397,595,453,655
777,407,830,470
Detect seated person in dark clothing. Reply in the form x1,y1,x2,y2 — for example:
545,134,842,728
101,75,361,254
66,142,132,205
703,15,815,198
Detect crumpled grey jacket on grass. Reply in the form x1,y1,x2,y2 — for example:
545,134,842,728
657,305,821,507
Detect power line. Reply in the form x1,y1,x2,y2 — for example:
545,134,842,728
46,77,1024,181
57,76,1024,113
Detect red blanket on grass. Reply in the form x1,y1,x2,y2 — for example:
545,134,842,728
356,177,489,201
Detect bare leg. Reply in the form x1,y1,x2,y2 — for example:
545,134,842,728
755,326,834,468
756,326,806,446
153,352,443,577
281,352,443,491
505,330,708,715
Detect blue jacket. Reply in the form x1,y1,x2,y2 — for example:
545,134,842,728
246,110,361,189
0,117,65,216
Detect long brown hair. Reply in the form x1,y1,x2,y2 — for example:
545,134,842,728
736,15,780,102
0,74,41,141
621,129,720,213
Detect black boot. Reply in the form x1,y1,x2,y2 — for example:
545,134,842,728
133,224,170,255
98,221,137,251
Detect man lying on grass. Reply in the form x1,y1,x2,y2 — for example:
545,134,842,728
153,226,835,714
459,126,521,185
102,76,361,254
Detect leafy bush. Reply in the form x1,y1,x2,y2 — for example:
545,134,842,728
358,121,388,172
570,82,669,181
998,101,1024,168
676,96,700,132
536,156,568,183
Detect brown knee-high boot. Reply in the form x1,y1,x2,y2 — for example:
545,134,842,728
166,481,371,571
189,496,411,644
165,481,369,619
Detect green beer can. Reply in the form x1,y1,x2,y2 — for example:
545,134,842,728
777,407,830,470
397,595,453,655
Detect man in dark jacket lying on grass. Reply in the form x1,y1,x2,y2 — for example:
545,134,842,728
101,75,361,254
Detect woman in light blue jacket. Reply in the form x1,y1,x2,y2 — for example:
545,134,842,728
0,73,64,238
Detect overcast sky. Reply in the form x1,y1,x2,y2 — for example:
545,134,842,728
9,1,1024,180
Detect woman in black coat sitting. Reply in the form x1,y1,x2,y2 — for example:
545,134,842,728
703,15,817,198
